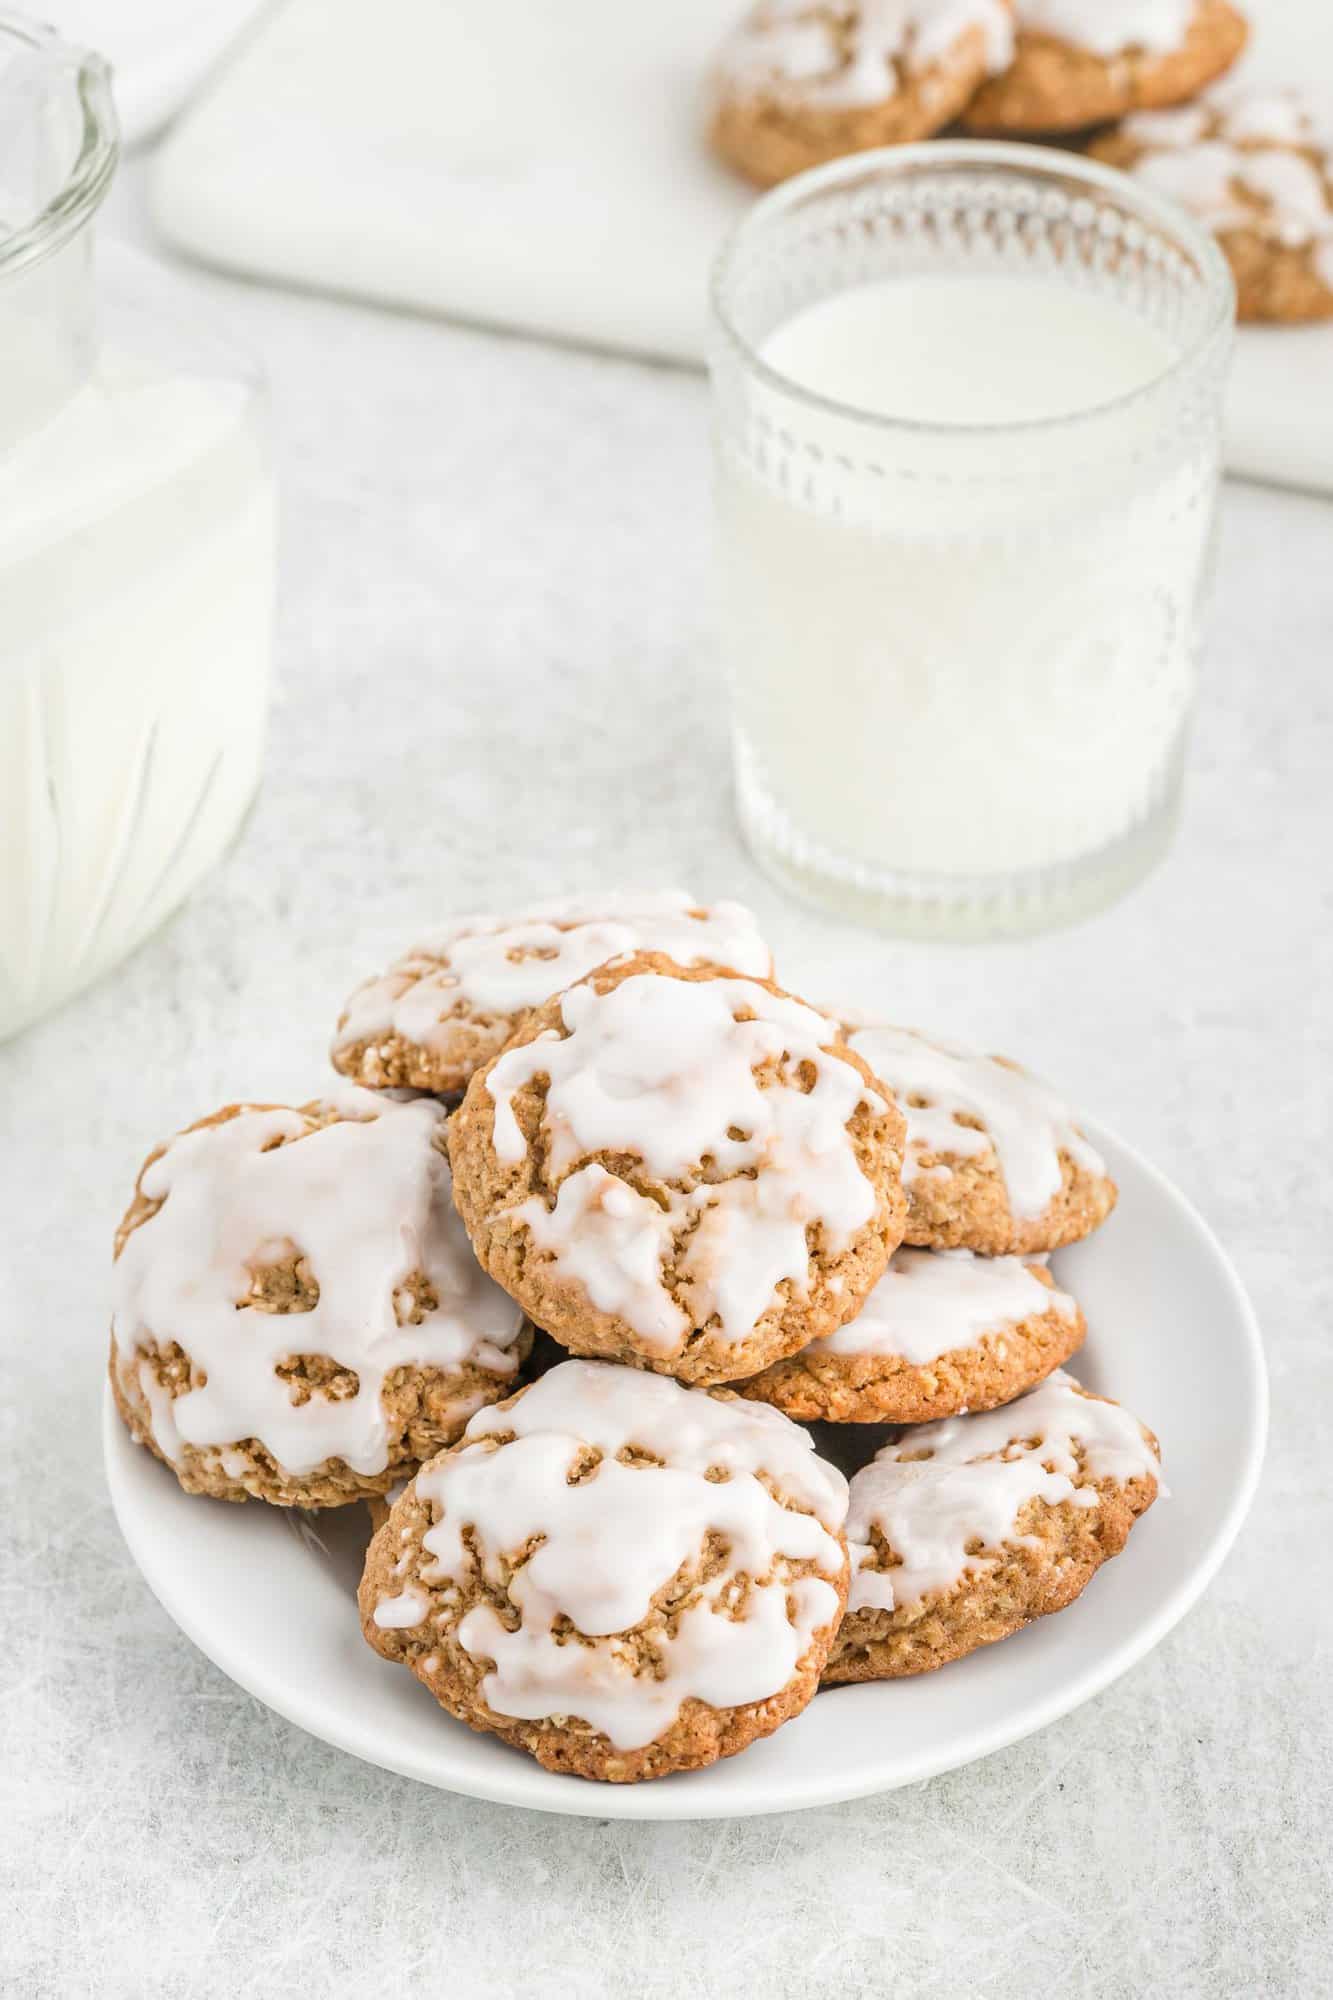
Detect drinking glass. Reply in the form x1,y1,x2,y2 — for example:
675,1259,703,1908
709,141,1234,938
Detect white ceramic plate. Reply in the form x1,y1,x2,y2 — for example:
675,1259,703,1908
103,1119,1266,1821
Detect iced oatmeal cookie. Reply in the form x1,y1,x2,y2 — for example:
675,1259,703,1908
1091,89,1333,322
823,1371,1160,1681
738,1247,1085,1423
331,891,773,1098
448,954,906,1385
366,1477,412,1535
359,1359,850,1781
844,1022,1115,1255
709,0,1014,187
110,1089,529,1507
961,0,1247,135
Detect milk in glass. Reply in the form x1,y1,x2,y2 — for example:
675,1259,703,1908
712,148,1231,933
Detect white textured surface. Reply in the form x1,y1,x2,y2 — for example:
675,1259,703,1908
1,166,1329,1997
145,0,1333,490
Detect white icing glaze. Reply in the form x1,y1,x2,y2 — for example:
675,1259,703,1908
717,0,1012,112
111,1089,525,1479
397,1361,848,1750
520,1163,684,1347
1139,142,1333,255
1237,150,1331,240
846,1369,1158,1613
1018,0,1196,59
1133,137,1246,219
333,891,772,1059
809,1246,1077,1365
488,970,887,1354
848,1023,1102,1223
372,1583,431,1629
915,0,1013,71
1128,88,1325,153
1122,102,1209,146
1120,89,1333,275
1212,89,1316,147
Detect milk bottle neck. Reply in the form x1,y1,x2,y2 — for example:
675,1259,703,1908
0,15,118,449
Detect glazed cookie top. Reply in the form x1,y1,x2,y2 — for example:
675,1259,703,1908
482,960,894,1359
846,1371,1160,1613
846,1022,1104,1227
332,892,773,1093
1103,90,1333,285
961,0,1246,136
112,1089,524,1479
807,1247,1077,1365
1016,0,1199,56
369,1360,848,1749
715,0,1013,110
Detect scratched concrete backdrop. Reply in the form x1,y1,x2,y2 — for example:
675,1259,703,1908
1,165,1328,2000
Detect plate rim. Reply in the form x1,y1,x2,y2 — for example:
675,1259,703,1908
102,1113,1268,1821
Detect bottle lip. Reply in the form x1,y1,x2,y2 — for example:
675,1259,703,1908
0,13,119,282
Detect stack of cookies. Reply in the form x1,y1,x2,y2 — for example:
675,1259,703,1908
109,892,1160,1784
708,0,1333,324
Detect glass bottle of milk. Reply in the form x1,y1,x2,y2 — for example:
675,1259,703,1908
0,19,276,1039
711,143,1234,938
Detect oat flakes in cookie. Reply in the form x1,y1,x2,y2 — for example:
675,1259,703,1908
823,1371,1160,1682
359,1359,850,1781
709,0,1014,187
738,1246,1085,1424
1091,89,1333,323
331,891,773,1098
960,0,1247,135
448,953,906,1385
109,1088,529,1507
844,1022,1115,1255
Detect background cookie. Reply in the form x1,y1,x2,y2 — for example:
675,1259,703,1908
960,0,1247,134
1091,90,1333,322
738,1247,1085,1423
845,1022,1115,1255
449,953,906,1385
710,0,1014,187
331,891,773,1096
824,1371,1160,1682
359,1359,850,1782
110,1089,529,1507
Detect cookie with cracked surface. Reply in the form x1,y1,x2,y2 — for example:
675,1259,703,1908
1090,89,1333,322
449,953,906,1386
738,1247,1085,1423
709,0,1014,187
823,1370,1160,1681
110,1088,529,1507
844,1022,1115,1255
359,1359,850,1782
364,1322,554,1530
366,1477,412,1535
960,0,1246,135
331,891,773,1098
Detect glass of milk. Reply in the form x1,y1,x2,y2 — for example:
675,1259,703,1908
0,18,277,1040
710,142,1234,937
